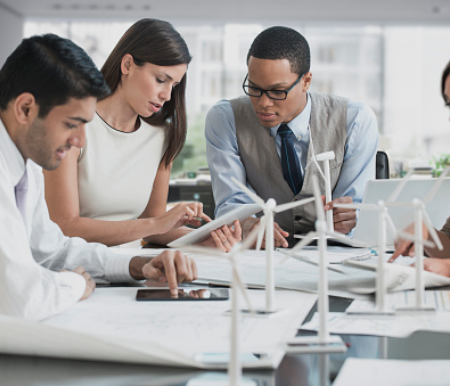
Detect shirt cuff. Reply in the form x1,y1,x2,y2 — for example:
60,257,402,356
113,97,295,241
57,271,87,303
103,253,135,283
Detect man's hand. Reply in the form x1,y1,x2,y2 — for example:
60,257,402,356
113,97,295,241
200,220,242,252
323,196,357,234
423,258,450,278
129,251,197,296
388,222,429,263
73,265,96,300
241,217,289,249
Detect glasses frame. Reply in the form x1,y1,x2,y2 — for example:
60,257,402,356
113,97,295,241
242,73,304,100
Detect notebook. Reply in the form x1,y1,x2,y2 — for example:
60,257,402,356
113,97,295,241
352,178,450,247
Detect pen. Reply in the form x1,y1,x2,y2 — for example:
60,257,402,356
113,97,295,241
207,282,264,290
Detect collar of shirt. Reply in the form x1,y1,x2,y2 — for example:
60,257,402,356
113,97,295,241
0,117,27,186
269,92,312,141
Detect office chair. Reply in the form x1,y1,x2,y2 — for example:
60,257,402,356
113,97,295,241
376,150,390,179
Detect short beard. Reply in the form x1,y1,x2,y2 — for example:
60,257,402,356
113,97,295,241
25,118,57,171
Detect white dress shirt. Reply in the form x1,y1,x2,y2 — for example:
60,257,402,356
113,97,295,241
205,93,378,218
0,119,136,321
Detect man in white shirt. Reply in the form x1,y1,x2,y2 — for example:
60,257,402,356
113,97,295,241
0,34,197,321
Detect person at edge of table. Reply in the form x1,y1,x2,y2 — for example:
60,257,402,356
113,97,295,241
205,26,378,248
0,33,197,321
388,59,450,278
43,18,241,251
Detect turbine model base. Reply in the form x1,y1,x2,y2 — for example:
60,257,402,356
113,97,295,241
395,305,436,313
346,309,395,316
187,371,259,386
285,335,347,354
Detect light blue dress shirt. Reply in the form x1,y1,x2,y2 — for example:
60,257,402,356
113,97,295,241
205,93,378,222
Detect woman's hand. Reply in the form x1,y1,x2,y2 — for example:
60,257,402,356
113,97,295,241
423,258,450,278
389,222,429,263
152,202,211,234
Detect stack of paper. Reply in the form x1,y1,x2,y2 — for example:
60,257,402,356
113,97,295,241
334,358,450,386
0,287,317,369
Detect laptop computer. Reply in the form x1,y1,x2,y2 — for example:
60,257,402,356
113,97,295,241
352,178,450,247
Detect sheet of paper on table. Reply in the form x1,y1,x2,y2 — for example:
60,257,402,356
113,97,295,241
334,358,450,386
301,303,450,338
347,290,450,313
286,246,374,264
185,248,450,299
0,287,317,369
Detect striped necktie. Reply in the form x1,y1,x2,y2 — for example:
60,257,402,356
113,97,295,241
277,123,303,195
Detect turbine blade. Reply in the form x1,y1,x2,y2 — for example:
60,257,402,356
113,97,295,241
424,167,450,203
385,212,398,235
385,202,413,208
311,175,325,222
396,230,416,242
441,165,450,178
291,232,319,252
334,203,378,210
231,261,254,312
396,230,434,248
422,211,444,250
238,222,262,251
387,170,414,202
255,216,268,251
273,197,315,213
231,177,265,206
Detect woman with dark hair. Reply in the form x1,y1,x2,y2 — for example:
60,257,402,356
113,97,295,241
389,59,450,276
44,19,241,250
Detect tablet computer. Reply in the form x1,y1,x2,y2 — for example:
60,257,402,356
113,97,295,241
167,204,262,248
136,288,229,301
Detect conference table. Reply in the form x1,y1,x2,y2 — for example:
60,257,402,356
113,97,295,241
2,294,450,386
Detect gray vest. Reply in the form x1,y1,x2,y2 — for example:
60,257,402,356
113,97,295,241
230,92,348,236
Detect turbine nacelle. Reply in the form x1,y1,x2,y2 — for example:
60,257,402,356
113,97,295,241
315,151,335,162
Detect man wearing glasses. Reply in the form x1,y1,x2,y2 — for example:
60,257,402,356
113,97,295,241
205,26,378,248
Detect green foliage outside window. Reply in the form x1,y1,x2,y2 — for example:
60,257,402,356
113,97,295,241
431,153,450,177
171,112,209,178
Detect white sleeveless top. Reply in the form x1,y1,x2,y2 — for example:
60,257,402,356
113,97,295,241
78,113,167,221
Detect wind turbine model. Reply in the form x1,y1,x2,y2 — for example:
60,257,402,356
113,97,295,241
312,151,336,233
285,175,348,353
231,177,315,314
385,167,448,312
183,227,260,386
335,199,400,315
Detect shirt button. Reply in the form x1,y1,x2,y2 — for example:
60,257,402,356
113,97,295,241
295,215,301,221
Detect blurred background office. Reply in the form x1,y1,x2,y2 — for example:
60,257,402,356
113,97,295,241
1,0,449,179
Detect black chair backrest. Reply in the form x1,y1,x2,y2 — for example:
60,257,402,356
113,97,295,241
376,150,390,179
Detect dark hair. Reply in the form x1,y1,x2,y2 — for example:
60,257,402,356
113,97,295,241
442,59,450,103
247,26,310,76
101,18,192,167
0,33,110,118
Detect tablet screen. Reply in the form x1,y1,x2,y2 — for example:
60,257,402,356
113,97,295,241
136,288,229,301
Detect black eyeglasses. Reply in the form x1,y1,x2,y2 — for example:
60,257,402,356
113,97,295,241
242,73,304,100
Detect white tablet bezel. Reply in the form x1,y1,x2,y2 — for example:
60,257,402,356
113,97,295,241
167,204,262,248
